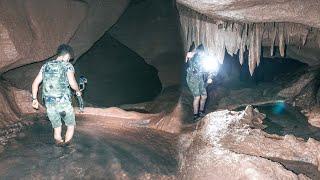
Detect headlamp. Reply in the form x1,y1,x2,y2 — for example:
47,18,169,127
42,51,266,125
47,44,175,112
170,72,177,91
201,54,220,74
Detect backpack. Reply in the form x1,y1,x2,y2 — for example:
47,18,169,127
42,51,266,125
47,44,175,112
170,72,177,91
42,60,71,98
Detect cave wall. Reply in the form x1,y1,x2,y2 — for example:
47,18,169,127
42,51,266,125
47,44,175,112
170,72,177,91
110,0,185,86
2,0,131,91
0,0,129,73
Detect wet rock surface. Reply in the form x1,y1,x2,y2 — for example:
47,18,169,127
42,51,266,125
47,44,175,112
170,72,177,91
178,107,320,179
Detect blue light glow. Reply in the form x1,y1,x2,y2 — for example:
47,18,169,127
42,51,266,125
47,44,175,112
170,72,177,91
272,101,286,115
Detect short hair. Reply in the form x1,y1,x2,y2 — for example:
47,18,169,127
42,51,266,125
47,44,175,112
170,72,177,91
57,44,74,59
196,44,205,53
188,42,196,52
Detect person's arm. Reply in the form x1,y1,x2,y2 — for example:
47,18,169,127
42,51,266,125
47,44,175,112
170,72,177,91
31,72,43,109
67,71,81,96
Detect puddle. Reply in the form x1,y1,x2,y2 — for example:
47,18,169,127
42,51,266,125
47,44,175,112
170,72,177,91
256,103,320,141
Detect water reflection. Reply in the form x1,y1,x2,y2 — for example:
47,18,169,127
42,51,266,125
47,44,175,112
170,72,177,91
258,104,320,141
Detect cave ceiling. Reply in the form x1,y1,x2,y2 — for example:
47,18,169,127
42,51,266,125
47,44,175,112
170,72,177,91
177,0,320,28
176,0,320,74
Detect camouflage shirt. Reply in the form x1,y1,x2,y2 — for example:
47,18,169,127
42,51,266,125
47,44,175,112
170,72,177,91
187,54,216,80
40,60,74,102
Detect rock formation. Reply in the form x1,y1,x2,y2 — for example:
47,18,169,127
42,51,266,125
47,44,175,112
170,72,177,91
177,0,320,28
177,2,320,75
178,106,320,179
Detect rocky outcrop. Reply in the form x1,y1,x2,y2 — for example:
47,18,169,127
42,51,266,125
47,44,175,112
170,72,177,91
178,106,320,179
0,0,129,73
278,68,320,109
0,81,42,145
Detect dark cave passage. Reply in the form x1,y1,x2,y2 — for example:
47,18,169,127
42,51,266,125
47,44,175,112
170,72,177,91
75,33,162,107
216,49,308,85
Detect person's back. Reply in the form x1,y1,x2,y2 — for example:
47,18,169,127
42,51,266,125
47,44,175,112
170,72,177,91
32,44,81,146
42,60,72,100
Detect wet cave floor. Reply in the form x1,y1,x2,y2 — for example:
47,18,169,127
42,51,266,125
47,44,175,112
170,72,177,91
0,116,177,179
0,102,319,179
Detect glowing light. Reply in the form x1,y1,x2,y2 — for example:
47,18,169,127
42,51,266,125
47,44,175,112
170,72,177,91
201,54,220,74
272,100,286,114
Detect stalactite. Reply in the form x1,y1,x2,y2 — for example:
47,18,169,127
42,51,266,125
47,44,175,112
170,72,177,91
255,24,263,66
248,26,256,76
177,4,319,75
239,24,248,65
301,28,309,46
270,23,277,56
278,23,286,57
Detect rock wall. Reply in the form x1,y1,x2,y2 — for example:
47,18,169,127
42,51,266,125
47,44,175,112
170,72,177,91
0,0,129,73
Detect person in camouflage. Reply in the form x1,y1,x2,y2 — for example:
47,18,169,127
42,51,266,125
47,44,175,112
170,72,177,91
186,44,213,121
32,44,82,146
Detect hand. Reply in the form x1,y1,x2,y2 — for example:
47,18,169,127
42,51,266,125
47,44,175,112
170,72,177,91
185,52,195,62
32,99,39,110
207,78,213,84
76,91,82,96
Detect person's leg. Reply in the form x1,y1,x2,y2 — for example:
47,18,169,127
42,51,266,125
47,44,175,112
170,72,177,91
199,78,208,117
187,73,202,120
193,96,201,115
53,126,63,142
62,102,76,143
199,94,207,112
46,105,63,143
65,125,74,143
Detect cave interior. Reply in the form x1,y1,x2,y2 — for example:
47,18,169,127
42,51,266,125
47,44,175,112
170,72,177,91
0,0,320,179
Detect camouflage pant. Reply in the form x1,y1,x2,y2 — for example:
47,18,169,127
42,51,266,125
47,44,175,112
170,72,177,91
44,97,76,128
186,72,207,97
